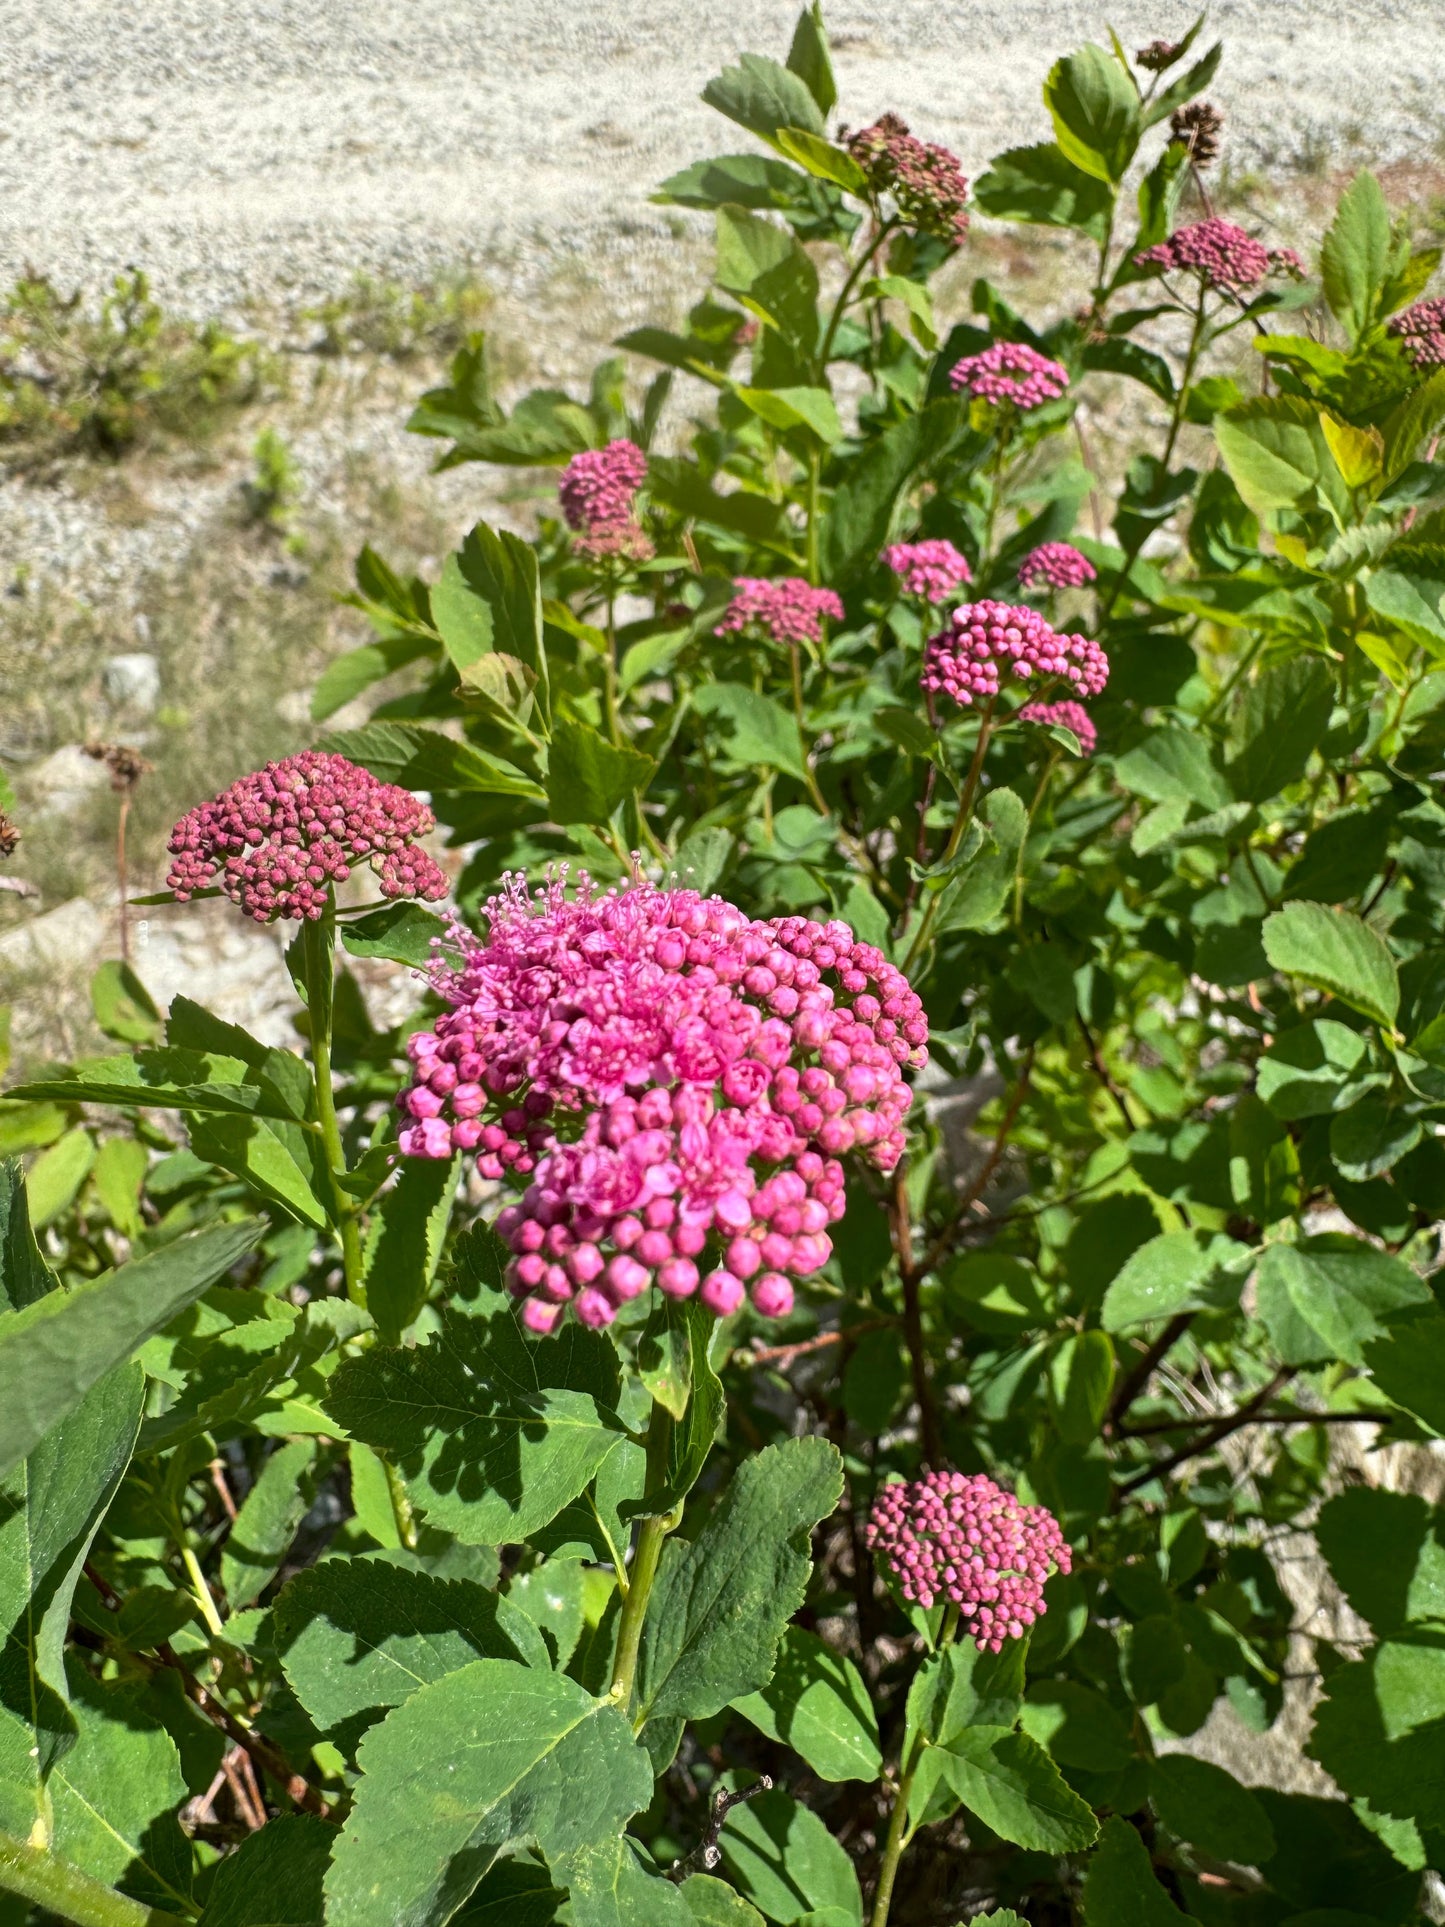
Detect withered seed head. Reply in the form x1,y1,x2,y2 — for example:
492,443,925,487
1137,38,1184,71
84,741,154,792
1170,100,1224,167
0,812,19,859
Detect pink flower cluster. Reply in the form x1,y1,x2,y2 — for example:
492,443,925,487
884,540,973,603
167,752,448,923
921,600,1109,709
1388,298,1445,370
1019,699,1097,757
845,114,970,245
558,439,652,560
1018,542,1096,592
950,342,1069,412
1135,217,1298,292
398,875,928,1331
716,577,845,648
866,1470,1071,1651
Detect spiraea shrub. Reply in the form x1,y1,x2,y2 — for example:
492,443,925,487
3,10,1445,1927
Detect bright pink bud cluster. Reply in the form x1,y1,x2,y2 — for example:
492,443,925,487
844,113,970,245
949,342,1069,411
921,600,1109,709
167,752,448,923
1019,699,1097,756
398,875,928,1331
716,577,845,648
558,439,652,560
1135,217,1279,291
1018,542,1096,592
1388,298,1445,370
866,1470,1071,1651
884,540,973,603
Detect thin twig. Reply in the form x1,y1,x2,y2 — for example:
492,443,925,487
893,1165,942,1465
1118,1406,1388,1438
153,1643,331,1818
221,1748,267,1832
1117,1368,1297,1496
1077,1014,1138,1130
209,1460,238,1524
1106,1312,1196,1433
669,1775,774,1882
743,1317,895,1372
918,1050,1035,1281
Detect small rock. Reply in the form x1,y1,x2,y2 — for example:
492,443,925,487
0,897,102,975
102,652,162,712
27,744,111,818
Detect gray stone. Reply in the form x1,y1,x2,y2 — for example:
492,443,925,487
26,743,110,818
0,896,102,975
102,651,161,712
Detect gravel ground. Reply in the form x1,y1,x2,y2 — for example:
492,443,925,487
4,1,1445,318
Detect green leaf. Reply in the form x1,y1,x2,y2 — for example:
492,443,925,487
188,1110,328,1227
732,1627,881,1782
0,1216,260,1478
1254,1239,1431,1367
13,1047,301,1120
1315,1487,1445,1637
1364,566,1445,654
219,1439,318,1610
682,1874,766,1927
670,827,734,896
446,520,550,720
774,131,864,198
454,1860,567,1926
1048,1329,1114,1443
714,206,820,353
325,1301,623,1546
546,718,656,827
1307,1638,1445,1833
1114,727,1231,811
1216,400,1346,521
89,959,161,1045
1150,1755,1275,1864
971,142,1114,241
1256,1019,1377,1120
551,1838,692,1927
1044,44,1140,184
24,1128,94,1228
275,1555,546,1734
936,788,1028,933
1083,1815,1193,1927
0,1162,54,1314
325,1658,655,1927
340,902,451,970
321,722,544,799
362,1154,460,1343
1262,901,1401,1029
1101,1231,1244,1330
692,684,806,781
199,1812,332,1927
718,1784,862,1927
0,1364,143,1841
635,1435,843,1724
702,54,826,148
91,1136,147,1239
1225,657,1334,802
785,4,837,117
1363,1310,1445,1433
312,635,434,722
935,1727,1099,1852
1321,171,1393,341
733,384,840,443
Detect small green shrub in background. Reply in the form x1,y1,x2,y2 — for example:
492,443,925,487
1,10,1444,1927
304,269,491,361
0,268,273,463
241,427,302,537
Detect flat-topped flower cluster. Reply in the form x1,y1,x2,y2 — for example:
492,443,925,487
717,577,845,647
559,439,651,559
866,1469,1071,1650
399,875,927,1331
922,599,1109,709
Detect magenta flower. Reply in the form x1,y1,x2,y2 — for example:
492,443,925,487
921,600,1109,709
398,874,928,1331
716,577,845,649
1019,699,1097,756
1135,217,1273,291
949,342,1069,412
883,540,973,604
866,1470,1072,1652
1388,298,1445,370
167,752,448,924
845,113,970,245
558,439,652,560
1018,542,1097,592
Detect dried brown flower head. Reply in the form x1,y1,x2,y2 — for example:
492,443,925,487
1170,100,1224,168
1136,38,1184,71
0,812,19,860
85,741,154,792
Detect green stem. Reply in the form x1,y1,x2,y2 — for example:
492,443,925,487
604,579,621,746
869,1738,923,1927
1014,750,1060,925
384,1459,419,1551
303,900,365,1305
816,217,896,376
609,1402,680,1716
806,449,822,586
902,696,998,975
0,1828,183,1927
180,1544,224,1638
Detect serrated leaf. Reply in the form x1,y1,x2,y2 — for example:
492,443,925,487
552,1834,692,1927
220,1439,318,1610
701,54,826,147
635,1436,842,1724
325,1301,623,1546
1254,1239,1431,1367
1363,1309,1445,1433
362,1153,460,1343
692,683,806,780
1083,1815,1193,1927
546,719,655,826
325,1658,655,1927
1262,901,1400,1030
1150,1755,1274,1865
1044,44,1140,184
1315,1486,1445,1637
199,1812,332,1927
972,142,1114,241
934,1727,1099,1852
1321,170,1392,342
275,1556,546,1735
340,902,451,970
718,1784,862,1926
1225,657,1334,802
732,1626,880,1782
1101,1231,1246,1330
